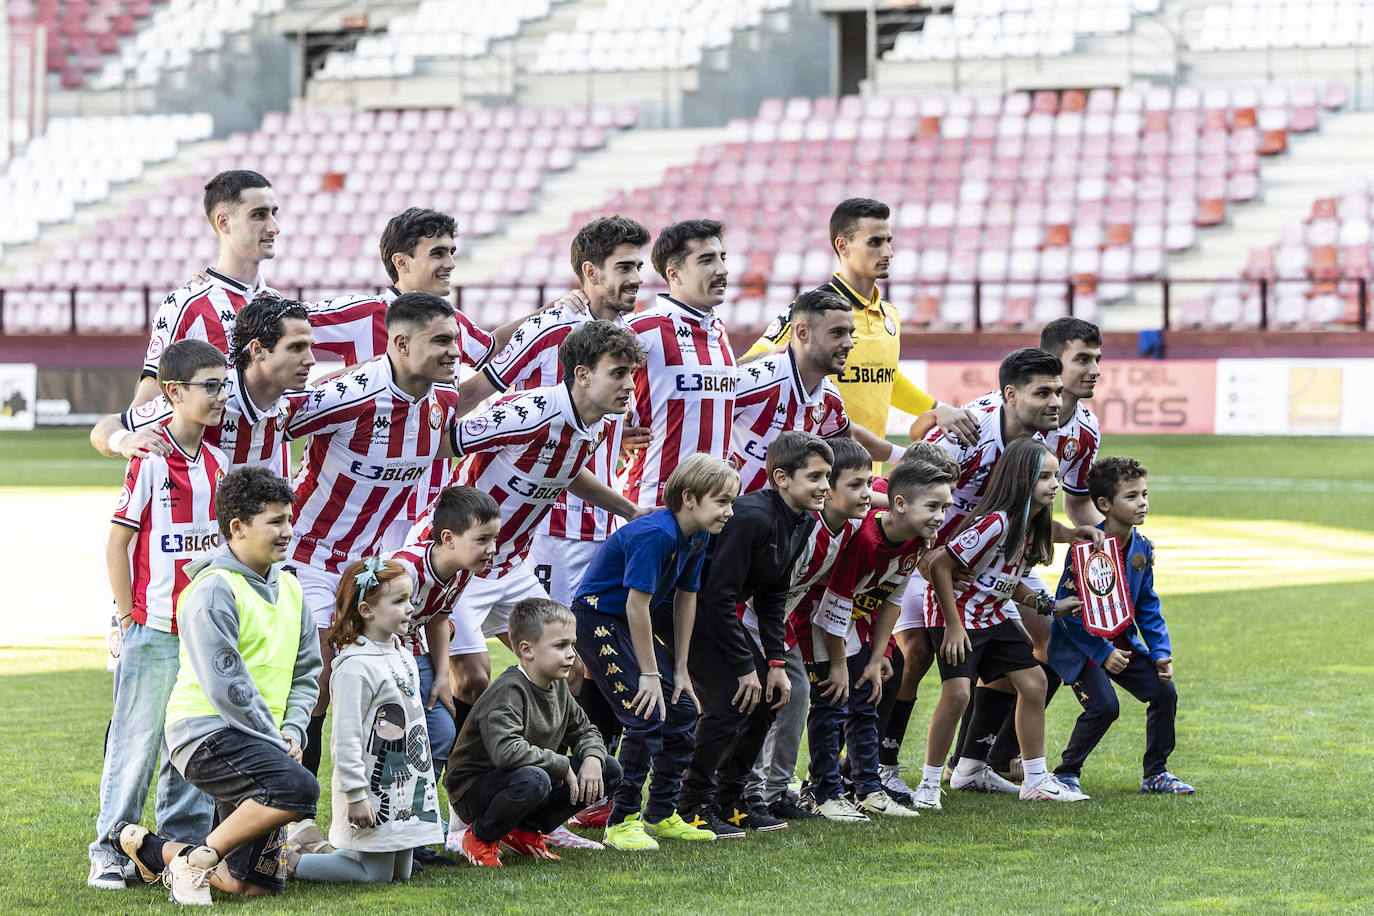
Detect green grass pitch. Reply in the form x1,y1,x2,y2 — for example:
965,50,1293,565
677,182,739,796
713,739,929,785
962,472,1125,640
1,429,1372,913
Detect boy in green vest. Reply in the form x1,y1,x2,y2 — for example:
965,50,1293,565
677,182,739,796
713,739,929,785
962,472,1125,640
115,466,322,905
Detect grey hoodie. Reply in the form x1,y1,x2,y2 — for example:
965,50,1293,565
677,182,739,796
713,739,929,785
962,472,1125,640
165,545,322,773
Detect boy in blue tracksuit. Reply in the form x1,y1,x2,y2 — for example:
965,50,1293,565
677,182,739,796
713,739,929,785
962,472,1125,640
1049,456,1194,796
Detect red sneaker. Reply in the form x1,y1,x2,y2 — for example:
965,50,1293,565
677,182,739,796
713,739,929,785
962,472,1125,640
460,830,503,867
568,797,614,829
501,828,561,860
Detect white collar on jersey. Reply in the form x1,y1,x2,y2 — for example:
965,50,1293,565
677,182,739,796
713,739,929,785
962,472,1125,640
783,347,831,406
657,293,717,325
552,381,594,435
233,365,288,425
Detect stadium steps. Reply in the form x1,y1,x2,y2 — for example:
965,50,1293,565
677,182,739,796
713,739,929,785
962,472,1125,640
452,125,726,285
1165,110,1374,283
0,137,230,285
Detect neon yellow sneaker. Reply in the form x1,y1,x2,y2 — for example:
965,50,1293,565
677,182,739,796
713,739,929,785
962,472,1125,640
603,813,660,851
644,811,717,842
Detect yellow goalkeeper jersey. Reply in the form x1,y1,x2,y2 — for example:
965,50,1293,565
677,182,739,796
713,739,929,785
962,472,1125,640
744,273,935,437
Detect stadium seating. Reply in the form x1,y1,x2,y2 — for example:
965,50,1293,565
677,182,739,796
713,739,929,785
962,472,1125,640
504,85,1335,330
3,103,636,333
529,0,790,74
884,0,1157,63
1185,177,1374,328
314,0,555,82
5,0,168,88
0,113,215,246
1193,0,1374,52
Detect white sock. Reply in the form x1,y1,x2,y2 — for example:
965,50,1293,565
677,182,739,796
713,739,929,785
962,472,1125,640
953,757,983,780
922,764,943,785
1022,756,1048,785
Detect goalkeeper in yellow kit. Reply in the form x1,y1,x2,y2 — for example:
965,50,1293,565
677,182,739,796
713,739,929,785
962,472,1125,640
743,197,978,446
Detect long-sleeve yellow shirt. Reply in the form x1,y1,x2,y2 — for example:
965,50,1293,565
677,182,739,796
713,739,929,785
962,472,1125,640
744,273,935,437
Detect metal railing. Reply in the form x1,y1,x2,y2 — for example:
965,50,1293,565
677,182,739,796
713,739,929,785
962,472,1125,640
0,277,1369,338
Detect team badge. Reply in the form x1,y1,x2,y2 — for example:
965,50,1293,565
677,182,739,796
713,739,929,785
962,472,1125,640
464,415,487,438
883,314,897,336
114,484,132,513
147,337,164,359
1131,552,1147,572
1084,551,1117,597
215,468,226,483
1061,438,1079,461
764,317,783,340
429,403,443,430
495,342,514,365
132,400,161,420
810,404,827,426
956,528,981,550
899,555,918,575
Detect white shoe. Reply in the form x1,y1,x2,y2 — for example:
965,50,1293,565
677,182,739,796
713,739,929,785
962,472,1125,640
911,781,945,811
285,819,333,855
951,763,1020,795
857,790,920,818
164,847,217,905
1019,775,1091,802
812,796,870,822
87,860,126,890
444,815,469,852
877,764,916,805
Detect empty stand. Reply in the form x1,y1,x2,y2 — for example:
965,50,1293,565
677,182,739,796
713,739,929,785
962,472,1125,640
885,0,1157,63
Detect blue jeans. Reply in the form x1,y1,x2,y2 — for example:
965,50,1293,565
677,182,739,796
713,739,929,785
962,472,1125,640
805,646,882,801
416,654,456,770
89,622,214,866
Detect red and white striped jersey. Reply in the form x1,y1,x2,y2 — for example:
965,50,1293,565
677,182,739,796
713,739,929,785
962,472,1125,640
286,356,461,573
388,541,474,656
743,512,860,654
924,510,1027,630
121,368,305,477
144,269,277,376
306,285,495,368
730,348,850,493
621,296,737,508
811,509,926,660
481,302,625,542
925,399,1045,545
411,383,613,579
112,428,228,633
966,392,1100,495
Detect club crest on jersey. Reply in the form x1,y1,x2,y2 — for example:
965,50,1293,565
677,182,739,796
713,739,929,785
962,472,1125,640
464,416,488,438
495,342,514,365
147,337,165,359
811,404,827,426
764,317,782,339
899,554,918,575
1061,438,1079,461
133,400,162,420
115,484,132,513
215,468,226,484
1131,552,1147,572
429,403,443,430
883,314,897,336
956,528,982,550
1084,550,1118,597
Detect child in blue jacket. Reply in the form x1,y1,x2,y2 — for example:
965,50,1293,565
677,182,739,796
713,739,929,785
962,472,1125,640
1049,456,1194,796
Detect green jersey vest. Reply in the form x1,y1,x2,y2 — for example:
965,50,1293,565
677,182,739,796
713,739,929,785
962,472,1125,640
165,567,303,729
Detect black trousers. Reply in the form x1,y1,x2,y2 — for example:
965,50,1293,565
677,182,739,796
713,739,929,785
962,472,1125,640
456,756,624,843
1056,654,1177,779
680,638,776,811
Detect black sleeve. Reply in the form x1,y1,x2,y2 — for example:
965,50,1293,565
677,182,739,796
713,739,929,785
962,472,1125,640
696,508,769,677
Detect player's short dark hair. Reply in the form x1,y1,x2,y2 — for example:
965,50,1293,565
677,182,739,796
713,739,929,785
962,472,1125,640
765,430,833,482
829,197,890,254
825,436,871,485
999,347,1063,391
158,339,226,385
508,597,575,649
203,170,272,223
651,218,724,282
386,291,455,332
431,485,500,538
887,444,958,502
379,207,457,283
1039,317,1102,357
215,466,295,540
1088,456,1148,505
791,288,851,326
229,296,310,371
558,319,646,378
570,215,651,282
